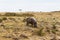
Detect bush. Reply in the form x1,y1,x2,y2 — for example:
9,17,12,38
52,25,56,34
2,17,7,20
0,19,3,23
8,18,15,21
37,28,45,36
4,12,34,17
52,29,56,34
21,13,34,17
4,12,16,16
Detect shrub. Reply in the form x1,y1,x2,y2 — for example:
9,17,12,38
46,27,50,34
4,12,16,16
23,13,34,16
4,12,34,17
52,25,56,29
19,13,34,17
37,28,45,36
2,17,7,20
52,29,56,34
8,18,15,21
52,24,56,34
0,19,3,23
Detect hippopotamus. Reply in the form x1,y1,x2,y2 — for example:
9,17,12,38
23,17,37,27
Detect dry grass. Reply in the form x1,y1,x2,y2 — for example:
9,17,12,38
0,11,60,40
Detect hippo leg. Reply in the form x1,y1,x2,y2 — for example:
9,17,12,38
34,23,37,28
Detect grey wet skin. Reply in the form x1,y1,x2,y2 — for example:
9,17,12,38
23,17,37,27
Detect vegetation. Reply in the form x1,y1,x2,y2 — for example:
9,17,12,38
37,27,45,36
0,11,59,40
2,17,7,20
4,12,34,17
4,12,16,16
0,19,2,23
